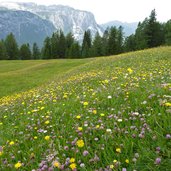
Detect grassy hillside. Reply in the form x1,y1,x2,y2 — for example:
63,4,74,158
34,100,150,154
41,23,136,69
0,59,92,98
0,47,171,171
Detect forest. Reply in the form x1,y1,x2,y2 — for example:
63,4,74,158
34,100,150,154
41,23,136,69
0,9,171,60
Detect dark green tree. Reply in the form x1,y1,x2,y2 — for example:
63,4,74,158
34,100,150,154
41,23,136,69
82,30,92,57
108,26,118,55
42,37,52,59
32,43,40,59
91,32,103,57
58,30,66,58
124,34,136,52
116,26,124,53
65,32,74,58
68,42,81,58
134,19,149,50
51,31,60,59
164,20,171,45
146,9,164,47
5,33,19,60
20,43,32,60
0,40,7,60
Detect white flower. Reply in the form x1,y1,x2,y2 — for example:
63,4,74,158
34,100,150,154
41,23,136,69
106,129,112,132
108,95,112,99
117,119,122,122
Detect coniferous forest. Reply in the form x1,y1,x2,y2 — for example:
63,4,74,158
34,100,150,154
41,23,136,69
0,9,171,60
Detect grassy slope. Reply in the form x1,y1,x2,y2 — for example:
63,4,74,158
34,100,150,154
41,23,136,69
0,59,92,98
0,47,171,171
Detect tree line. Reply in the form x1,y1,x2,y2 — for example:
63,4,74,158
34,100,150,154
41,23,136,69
0,9,171,60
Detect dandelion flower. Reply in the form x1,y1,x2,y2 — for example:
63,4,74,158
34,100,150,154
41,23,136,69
70,158,75,163
125,159,129,164
53,161,60,168
14,162,22,169
76,115,81,119
116,148,121,153
45,120,50,124
9,141,15,145
83,102,88,106
70,163,76,170
76,139,84,148
92,109,97,114
45,136,50,141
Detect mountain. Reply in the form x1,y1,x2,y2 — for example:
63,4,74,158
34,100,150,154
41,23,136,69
0,9,55,46
0,2,103,42
101,20,138,37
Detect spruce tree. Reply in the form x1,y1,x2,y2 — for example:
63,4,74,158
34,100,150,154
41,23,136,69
42,37,52,59
20,43,32,60
32,43,40,59
0,40,7,60
5,33,19,60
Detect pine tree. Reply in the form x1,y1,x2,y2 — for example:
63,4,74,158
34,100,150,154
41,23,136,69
5,33,19,60
20,43,32,60
108,27,118,55
32,43,40,59
0,40,7,60
58,30,66,58
42,37,52,59
65,32,74,58
91,32,103,57
51,32,60,59
68,42,81,58
82,30,92,58
146,9,163,47
164,20,171,45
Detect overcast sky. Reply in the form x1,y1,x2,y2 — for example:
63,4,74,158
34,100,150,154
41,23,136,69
0,0,170,23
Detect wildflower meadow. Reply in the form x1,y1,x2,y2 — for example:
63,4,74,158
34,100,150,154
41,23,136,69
0,47,171,170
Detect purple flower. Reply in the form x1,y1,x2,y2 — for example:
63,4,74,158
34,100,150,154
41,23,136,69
83,150,89,156
166,134,171,139
155,157,161,165
122,168,127,171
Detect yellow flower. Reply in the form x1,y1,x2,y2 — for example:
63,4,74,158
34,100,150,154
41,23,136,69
76,115,81,119
116,148,121,153
78,127,83,131
127,68,133,74
110,164,114,169
125,159,129,164
113,159,117,163
83,102,88,106
0,151,3,156
63,94,68,98
100,113,105,117
45,120,50,124
34,136,38,140
9,141,15,145
53,161,60,168
165,102,171,107
70,158,75,163
70,163,77,170
45,136,50,141
76,139,84,148
96,125,100,128
14,162,22,169
92,109,97,114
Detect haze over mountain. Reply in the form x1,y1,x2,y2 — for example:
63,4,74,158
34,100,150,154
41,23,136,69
101,21,138,37
0,2,138,46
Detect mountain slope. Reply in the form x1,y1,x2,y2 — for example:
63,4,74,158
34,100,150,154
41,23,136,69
101,20,138,36
0,2,103,42
0,10,55,46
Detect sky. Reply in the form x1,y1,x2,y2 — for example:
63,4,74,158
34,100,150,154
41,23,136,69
0,0,170,24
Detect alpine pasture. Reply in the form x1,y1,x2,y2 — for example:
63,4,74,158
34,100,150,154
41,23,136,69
0,47,171,171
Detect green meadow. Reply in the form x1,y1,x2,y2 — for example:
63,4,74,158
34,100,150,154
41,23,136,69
0,47,171,171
